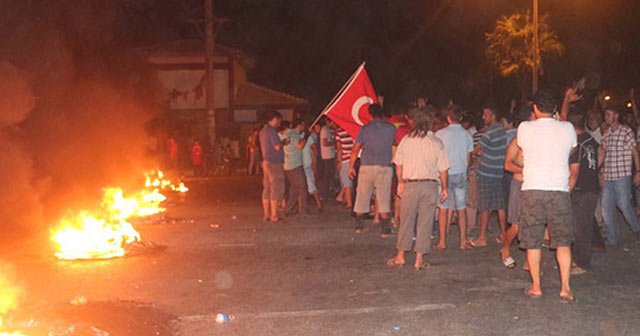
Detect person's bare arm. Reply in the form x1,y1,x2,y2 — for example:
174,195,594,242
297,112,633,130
569,163,580,192
349,143,363,179
504,138,523,174
396,164,404,197
560,87,582,121
296,138,306,150
310,143,318,168
438,171,448,202
598,146,605,169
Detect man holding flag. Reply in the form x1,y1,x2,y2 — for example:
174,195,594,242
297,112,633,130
349,104,397,235
314,63,395,233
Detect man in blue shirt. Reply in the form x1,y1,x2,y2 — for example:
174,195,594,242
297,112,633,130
349,104,397,235
259,111,286,222
470,105,507,247
435,105,474,250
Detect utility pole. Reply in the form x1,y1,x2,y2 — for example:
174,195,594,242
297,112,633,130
532,0,539,94
204,0,216,143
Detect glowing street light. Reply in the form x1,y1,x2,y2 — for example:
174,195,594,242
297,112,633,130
604,96,611,101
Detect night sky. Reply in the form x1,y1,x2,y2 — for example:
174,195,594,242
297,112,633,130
1,0,639,111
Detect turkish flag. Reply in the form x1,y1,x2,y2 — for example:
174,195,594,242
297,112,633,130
323,64,378,139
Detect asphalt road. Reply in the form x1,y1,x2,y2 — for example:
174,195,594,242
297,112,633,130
5,176,640,336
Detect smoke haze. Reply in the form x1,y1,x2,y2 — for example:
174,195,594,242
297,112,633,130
0,1,161,254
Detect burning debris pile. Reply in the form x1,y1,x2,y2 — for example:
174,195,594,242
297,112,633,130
50,170,187,260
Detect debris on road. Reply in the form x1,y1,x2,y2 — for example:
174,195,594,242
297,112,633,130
215,313,234,324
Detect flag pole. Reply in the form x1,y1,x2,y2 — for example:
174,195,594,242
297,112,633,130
309,62,366,128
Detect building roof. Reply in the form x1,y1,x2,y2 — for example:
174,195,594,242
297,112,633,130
235,82,308,107
135,39,254,68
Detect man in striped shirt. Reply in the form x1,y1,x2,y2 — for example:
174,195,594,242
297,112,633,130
336,127,354,208
470,105,508,247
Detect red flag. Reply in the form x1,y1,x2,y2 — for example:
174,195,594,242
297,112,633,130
323,63,378,138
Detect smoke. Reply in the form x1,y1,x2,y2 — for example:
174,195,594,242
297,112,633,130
0,62,44,250
0,2,161,253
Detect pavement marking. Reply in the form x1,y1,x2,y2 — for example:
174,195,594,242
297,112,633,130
180,303,455,321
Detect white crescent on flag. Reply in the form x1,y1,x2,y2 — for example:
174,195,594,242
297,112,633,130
319,63,379,138
351,96,374,126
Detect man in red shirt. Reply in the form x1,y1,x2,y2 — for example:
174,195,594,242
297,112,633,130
190,139,204,177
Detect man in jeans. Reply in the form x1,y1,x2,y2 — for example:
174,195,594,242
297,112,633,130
518,89,577,301
435,105,473,250
259,111,285,222
349,104,397,235
599,105,640,245
568,112,600,275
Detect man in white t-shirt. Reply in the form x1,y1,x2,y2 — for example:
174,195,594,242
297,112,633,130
320,118,337,198
517,89,577,301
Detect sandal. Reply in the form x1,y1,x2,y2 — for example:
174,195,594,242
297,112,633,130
414,262,430,271
469,239,487,248
502,256,516,269
387,258,405,267
559,291,576,303
524,287,542,299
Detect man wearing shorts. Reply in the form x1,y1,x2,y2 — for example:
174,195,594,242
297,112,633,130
435,105,473,250
349,104,396,235
259,111,286,222
500,106,535,269
470,105,507,247
517,89,577,301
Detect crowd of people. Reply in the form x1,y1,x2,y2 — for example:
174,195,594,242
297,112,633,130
258,86,640,302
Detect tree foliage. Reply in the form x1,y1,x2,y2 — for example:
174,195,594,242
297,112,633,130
485,10,564,78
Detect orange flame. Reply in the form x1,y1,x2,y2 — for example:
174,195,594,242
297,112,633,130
0,265,24,336
145,170,189,193
51,170,188,260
